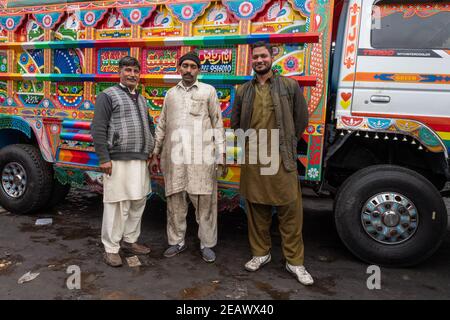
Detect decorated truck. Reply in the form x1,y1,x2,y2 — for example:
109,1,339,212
0,0,448,266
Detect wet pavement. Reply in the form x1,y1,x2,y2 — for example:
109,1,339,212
0,189,449,300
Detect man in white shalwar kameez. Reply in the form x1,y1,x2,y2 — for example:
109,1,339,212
92,56,155,267
151,52,226,263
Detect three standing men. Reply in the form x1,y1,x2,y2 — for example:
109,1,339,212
93,47,313,286
231,42,314,285
151,52,226,263
92,56,154,267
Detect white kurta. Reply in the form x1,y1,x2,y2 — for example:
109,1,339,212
153,80,225,197
102,160,151,203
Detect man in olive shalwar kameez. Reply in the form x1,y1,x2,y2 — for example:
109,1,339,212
231,42,314,285
151,52,226,263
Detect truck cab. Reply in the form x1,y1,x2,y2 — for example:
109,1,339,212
325,0,450,266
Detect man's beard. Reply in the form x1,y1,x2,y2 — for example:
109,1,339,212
253,64,272,75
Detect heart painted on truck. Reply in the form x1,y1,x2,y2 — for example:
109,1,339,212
341,92,352,101
340,92,352,109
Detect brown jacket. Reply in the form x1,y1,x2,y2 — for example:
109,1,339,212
231,74,309,172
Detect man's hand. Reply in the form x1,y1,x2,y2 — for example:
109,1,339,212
216,153,228,178
100,161,112,176
148,154,161,175
217,164,228,178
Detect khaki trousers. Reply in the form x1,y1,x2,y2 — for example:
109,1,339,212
245,190,304,265
101,197,147,254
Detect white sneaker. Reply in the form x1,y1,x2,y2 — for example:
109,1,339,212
244,254,271,272
286,263,314,286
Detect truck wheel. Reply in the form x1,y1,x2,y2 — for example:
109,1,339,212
0,144,53,214
334,164,448,267
46,179,71,208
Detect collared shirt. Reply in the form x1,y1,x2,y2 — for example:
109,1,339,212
176,80,200,92
251,71,274,86
119,82,139,104
119,82,137,94
153,80,225,196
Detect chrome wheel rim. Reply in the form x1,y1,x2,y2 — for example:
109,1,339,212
2,162,27,198
361,192,418,245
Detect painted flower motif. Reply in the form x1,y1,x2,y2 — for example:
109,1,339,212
307,168,319,179
344,57,354,69
272,65,282,74
306,125,315,134
350,2,360,14
284,57,298,72
20,53,28,64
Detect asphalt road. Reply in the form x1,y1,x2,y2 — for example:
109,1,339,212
0,189,449,300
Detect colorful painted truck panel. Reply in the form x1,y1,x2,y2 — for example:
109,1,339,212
0,0,335,211
335,0,450,156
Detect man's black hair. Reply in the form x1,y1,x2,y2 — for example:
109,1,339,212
251,41,274,56
118,56,141,71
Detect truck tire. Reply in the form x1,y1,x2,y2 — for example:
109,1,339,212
46,178,71,208
334,164,448,267
0,144,53,214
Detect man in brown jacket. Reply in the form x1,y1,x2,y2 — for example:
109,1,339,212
231,41,313,285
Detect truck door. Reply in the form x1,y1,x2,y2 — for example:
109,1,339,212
350,0,450,121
